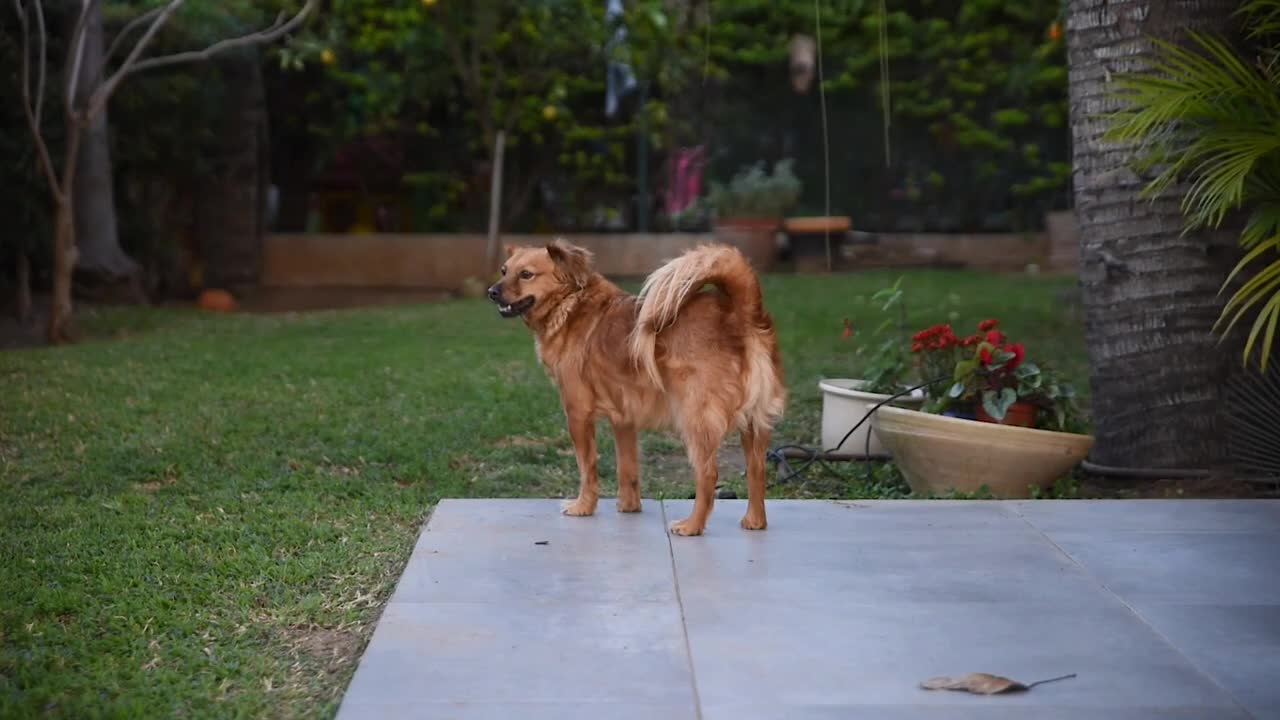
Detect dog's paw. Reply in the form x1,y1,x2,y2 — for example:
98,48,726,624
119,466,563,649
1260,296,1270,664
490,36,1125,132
739,512,768,531
562,497,598,516
616,496,642,513
668,518,705,537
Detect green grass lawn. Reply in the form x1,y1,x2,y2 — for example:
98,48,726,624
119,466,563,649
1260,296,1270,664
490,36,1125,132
0,270,1084,718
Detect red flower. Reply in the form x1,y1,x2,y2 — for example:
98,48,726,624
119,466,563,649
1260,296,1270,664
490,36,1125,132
913,324,953,345
985,329,1004,345
978,319,999,332
1004,343,1025,370
979,347,993,365
842,318,852,339
961,334,980,347
911,342,924,353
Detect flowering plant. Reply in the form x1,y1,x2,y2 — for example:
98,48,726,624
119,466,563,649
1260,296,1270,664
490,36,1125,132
843,278,920,395
913,319,1082,432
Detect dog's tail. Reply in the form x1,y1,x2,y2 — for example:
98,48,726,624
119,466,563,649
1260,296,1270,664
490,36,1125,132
630,244,770,389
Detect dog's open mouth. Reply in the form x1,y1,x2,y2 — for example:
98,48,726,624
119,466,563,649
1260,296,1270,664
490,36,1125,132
497,295,535,318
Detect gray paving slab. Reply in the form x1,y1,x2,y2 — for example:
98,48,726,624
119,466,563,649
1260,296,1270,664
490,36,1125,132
666,499,1111,606
1041,529,1280,604
679,599,1241,713
1011,499,1280,533
700,704,1251,719
1123,604,1280,720
337,702,698,720
393,499,674,604
339,600,694,704
337,499,1279,720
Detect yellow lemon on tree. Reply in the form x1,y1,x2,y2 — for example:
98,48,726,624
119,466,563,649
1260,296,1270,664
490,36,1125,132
422,0,437,6
542,105,558,121
320,48,336,66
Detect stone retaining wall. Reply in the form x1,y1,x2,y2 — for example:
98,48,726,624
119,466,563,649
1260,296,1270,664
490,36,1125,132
262,230,1069,290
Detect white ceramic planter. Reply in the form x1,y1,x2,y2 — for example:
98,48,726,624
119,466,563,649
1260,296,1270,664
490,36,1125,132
819,379,925,456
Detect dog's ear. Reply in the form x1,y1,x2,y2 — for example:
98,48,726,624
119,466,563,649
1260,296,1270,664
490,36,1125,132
504,244,517,259
546,238,594,288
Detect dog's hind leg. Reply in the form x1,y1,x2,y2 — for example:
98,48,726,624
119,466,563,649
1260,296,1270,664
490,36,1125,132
739,424,770,530
563,411,599,516
612,422,642,512
669,407,728,536
669,435,718,536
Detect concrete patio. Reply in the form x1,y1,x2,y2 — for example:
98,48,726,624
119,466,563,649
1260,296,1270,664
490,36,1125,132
336,499,1280,719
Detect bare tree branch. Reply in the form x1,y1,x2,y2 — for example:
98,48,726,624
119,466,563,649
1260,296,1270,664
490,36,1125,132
85,0,186,121
11,0,60,197
65,0,94,116
31,0,46,126
87,0,316,121
103,4,164,66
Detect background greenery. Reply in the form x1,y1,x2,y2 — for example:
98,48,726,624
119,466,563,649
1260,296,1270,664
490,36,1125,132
1,0,1070,295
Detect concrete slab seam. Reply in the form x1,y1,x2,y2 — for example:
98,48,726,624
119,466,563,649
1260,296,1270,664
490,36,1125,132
1006,503,1257,720
661,499,705,720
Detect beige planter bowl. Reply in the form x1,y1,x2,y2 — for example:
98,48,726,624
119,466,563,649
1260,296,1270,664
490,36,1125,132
871,405,1094,498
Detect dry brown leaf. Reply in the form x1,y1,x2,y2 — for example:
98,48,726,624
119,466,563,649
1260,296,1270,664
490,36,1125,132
920,672,1076,695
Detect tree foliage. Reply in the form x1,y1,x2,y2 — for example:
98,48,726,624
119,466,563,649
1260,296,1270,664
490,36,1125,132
701,0,1068,231
281,0,701,231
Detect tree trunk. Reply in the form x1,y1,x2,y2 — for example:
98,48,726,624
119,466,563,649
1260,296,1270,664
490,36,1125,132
49,124,84,344
49,193,79,344
1067,0,1242,470
15,248,32,324
71,0,140,282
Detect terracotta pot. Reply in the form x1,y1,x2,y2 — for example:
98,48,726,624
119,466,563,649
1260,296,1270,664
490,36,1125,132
976,400,1036,427
714,217,779,270
871,405,1094,499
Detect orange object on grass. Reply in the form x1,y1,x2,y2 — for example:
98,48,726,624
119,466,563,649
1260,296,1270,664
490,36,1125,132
197,289,237,313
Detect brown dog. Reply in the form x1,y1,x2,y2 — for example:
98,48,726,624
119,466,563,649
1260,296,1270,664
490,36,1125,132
489,239,786,536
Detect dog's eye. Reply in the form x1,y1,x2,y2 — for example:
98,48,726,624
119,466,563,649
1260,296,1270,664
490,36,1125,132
500,266,507,276
519,270,534,280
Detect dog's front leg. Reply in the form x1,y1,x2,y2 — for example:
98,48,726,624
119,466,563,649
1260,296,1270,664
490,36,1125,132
563,411,599,516
612,422,642,512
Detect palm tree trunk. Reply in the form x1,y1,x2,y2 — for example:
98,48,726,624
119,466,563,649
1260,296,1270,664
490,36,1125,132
1067,0,1241,470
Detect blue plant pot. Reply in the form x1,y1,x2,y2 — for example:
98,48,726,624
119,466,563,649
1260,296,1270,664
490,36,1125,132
942,408,977,421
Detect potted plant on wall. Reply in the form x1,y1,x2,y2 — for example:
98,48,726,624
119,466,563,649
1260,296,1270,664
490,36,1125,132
708,159,801,271
871,318,1093,497
819,278,925,457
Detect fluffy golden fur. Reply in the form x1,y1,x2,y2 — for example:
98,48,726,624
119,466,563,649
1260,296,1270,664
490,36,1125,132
488,239,786,536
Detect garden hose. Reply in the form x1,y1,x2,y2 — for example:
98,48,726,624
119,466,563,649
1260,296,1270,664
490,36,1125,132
1079,460,1209,480
767,376,948,484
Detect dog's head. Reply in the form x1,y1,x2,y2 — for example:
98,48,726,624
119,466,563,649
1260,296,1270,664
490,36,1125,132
488,239,594,320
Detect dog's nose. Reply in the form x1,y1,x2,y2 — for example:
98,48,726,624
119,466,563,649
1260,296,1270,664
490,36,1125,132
487,284,501,302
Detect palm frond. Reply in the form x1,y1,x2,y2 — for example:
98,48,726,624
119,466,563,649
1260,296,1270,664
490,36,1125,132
1242,204,1280,249
1238,0,1280,41
1213,258,1280,356
1245,293,1280,370
1109,20,1280,371
1221,234,1280,290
